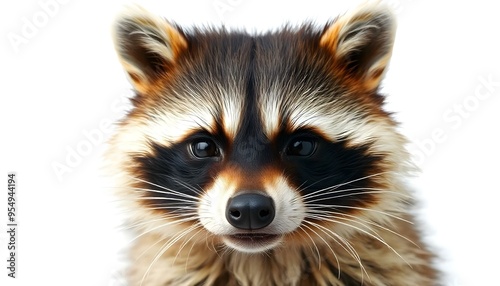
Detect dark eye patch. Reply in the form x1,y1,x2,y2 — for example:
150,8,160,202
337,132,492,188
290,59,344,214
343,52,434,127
278,131,384,212
133,132,226,212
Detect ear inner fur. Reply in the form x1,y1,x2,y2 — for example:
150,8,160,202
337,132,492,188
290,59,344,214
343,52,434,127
112,6,188,94
319,3,396,92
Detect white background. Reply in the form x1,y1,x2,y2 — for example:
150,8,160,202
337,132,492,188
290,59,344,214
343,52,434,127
1,0,499,285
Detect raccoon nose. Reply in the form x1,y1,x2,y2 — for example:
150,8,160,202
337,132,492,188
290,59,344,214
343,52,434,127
226,193,275,230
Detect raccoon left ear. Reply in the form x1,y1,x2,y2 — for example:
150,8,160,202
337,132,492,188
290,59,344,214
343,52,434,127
112,6,188,94
320,3,396,91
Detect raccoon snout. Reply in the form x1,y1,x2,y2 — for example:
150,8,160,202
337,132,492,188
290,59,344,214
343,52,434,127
226,193,275,230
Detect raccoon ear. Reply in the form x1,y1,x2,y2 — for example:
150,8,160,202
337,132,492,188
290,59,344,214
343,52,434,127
112,6,187,94
320,3,396,91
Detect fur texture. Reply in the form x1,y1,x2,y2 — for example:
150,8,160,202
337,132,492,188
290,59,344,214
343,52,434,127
108,2,439,285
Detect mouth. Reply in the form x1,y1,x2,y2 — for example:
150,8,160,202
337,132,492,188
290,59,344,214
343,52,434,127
223,233,282,253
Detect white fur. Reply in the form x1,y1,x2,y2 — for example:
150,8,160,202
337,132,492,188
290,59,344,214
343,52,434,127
198,173,306,253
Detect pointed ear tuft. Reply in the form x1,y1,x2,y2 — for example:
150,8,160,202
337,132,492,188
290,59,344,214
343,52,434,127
320,2,396,91
112,6,188,94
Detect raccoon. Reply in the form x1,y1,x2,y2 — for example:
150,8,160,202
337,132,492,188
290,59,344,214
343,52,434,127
108,3,438,286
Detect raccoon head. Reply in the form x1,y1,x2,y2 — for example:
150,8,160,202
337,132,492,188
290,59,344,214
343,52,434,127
109,3,410,254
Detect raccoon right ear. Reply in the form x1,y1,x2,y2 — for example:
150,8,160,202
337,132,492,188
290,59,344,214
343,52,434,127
320,3,396,91
112,6,187,94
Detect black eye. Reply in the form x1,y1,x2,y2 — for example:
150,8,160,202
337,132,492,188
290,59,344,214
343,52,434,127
286,138,316,157
191,139,220,158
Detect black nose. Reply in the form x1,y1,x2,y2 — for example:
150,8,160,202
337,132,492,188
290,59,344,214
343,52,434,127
226,193,275,230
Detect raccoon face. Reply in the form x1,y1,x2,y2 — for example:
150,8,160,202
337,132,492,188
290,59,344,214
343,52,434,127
110,5,410,254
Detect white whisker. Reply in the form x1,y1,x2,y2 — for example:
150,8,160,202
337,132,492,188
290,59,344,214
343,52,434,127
136,196,197,204
314,216,410,268
165,175,205,196
306,212,384,243
302,220,371,281
306,204,412,224
127,216,199,246
296,225,322,269
301,172,389,201
140,223,200,286
172,223,205,267
144,206,198,212
135,235,168,262
305,188,410,204
131,187,199,200
130,176,201,200
301,221,343,277
117,214,193,232
307,210,418,248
